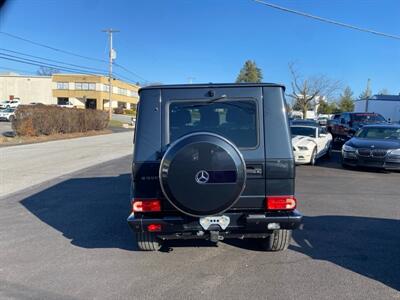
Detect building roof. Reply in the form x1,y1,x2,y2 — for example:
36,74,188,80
357,94,400,102
0,73,51,78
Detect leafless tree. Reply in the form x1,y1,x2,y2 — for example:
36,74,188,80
287,63,342,119
36,66,60,76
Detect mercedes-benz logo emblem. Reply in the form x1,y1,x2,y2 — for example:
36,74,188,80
195,170,210,184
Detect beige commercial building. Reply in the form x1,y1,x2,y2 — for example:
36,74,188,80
0,73,53,104
0,73,139,110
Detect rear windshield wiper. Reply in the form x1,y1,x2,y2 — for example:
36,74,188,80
205,94,227,104
179,94,228,109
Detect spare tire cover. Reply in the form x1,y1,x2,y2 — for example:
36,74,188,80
159,132,246,217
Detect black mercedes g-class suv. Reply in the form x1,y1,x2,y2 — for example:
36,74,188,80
128,83,302,251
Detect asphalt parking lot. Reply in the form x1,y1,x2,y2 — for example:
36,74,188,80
0,153,399,300
0,121,12,136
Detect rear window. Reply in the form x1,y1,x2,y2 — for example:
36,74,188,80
169,100,257,148
352,114,386,123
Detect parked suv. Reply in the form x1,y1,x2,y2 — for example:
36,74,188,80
128,83,302,251
329,112,386,142
0,99,20,109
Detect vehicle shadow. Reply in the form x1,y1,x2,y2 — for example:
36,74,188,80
20,175,400,291
291,215,400,292
20,174,137,251
225,215,400,291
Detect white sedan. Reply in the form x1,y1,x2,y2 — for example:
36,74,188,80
291,125,333,165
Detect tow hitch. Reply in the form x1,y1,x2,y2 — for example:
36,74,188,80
209,231,224,242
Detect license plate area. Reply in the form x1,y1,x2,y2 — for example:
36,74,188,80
199,215,230,230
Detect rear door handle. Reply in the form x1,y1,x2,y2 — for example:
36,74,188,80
246,166,263,175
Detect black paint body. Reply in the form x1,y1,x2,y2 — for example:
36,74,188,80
128,83,302,240
342,124,400,170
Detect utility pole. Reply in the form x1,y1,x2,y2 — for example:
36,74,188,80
102,28,119,119
187,76,195,84
363,78,371,112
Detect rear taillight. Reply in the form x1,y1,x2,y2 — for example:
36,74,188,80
132,199,161,212
147,224,162,232
266,196,297,210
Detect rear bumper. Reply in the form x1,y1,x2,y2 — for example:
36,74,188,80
127,210,302,240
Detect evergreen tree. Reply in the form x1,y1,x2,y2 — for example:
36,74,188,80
236,60,263,83
317,100,332,114
330,102,341,114
339,86,355,112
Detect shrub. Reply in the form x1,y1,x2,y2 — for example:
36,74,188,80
123,109,136,116
12,105,109,136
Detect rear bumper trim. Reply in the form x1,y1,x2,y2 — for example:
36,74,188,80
127,210,302,238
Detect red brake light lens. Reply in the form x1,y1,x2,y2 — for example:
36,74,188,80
266,196,297,210
147,224,162,232
132,199,161,212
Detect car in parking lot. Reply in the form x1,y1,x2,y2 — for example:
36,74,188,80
0,99,20,109
342,124,400,170
128,83,302,251
291,125,333,165
0,108,16,122
329,112,386,142
290,119,319,127
317,116,329,126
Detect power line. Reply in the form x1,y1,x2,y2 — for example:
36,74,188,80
0,31,151,81
0,31,107,63
253,0,400,41
114,63,149,83
0,54,105,76
0,48,109,74
0,48,137,82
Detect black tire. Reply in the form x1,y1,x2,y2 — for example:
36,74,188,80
310,148,317,165
136,232,162,251
260,230,292,251
341,154,350,169
342,163,349,169
326,143,332,158
341,160,351,169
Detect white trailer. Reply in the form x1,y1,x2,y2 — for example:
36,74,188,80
354,95,400,123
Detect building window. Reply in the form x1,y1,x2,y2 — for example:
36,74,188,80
129,90,138,97
103,84,110,92
57,82,69,90
102,84,110,92
75,82,96,90
118,88,127,95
